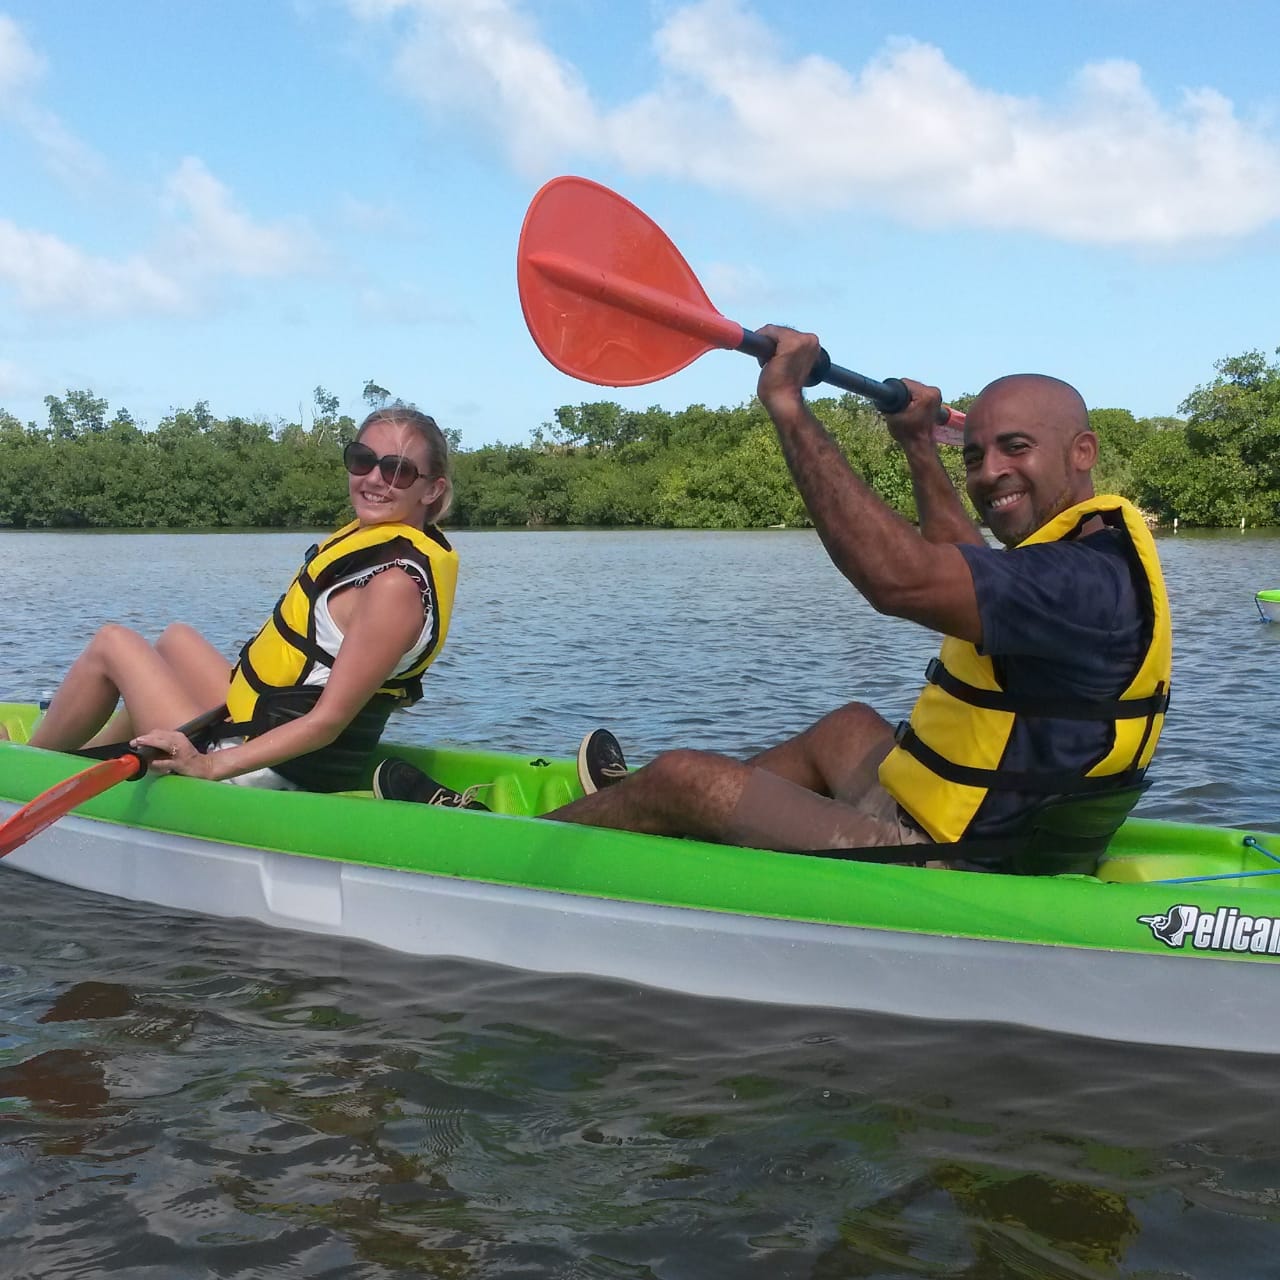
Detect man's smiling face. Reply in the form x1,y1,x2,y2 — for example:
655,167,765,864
962,375,1098,548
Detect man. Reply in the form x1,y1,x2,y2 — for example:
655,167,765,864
558,326,1172,859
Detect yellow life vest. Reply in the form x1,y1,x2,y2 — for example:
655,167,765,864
226,518,458,730
877,496,1171,843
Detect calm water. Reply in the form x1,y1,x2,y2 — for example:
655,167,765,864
3,526,1280,1278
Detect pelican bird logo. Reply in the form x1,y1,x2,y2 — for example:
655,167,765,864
1139,904,1197,947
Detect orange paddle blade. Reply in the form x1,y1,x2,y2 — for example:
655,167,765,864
518,176,966,444
0,754,141,857
518,175,744,387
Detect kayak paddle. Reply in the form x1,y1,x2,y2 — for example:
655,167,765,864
0,705,227,858
517,175,964,443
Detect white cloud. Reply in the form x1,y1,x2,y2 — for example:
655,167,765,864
0,12,41,101
0,219,187,315
0,156,324,318
0,21,318,322
165,157,323,277
348,0,1280,246
0,13,41,99
356,0,600,169
14,105,107,188
335,194,421,238
0,14,106,188
698,261,773,306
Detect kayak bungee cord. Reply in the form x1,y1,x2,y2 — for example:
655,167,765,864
1148,835,1280,885
1245,835,1280,865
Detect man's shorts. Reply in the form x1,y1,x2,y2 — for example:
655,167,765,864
725,765,933,855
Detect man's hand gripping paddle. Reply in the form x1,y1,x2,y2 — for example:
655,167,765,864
517,175,964,443
0,705,227,858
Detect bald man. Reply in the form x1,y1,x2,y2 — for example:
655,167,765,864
553,327,1171,863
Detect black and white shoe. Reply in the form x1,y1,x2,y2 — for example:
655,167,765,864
577,729,629,795
372,758,490,810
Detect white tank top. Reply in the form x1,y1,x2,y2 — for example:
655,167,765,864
305,560,435,688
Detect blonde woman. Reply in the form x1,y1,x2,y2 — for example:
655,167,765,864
15,407,458,793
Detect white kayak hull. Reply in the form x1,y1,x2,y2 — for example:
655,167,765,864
6,804,1279,1054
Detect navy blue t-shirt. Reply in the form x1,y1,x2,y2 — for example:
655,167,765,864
953,527,1147,835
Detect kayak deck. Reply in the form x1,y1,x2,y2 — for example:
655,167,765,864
3,700,1280,950
7,702,1280,1051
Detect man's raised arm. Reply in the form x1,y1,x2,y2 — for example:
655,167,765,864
755,326,981,644
883,378,986,548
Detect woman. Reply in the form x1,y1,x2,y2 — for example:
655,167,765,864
13,406,458,792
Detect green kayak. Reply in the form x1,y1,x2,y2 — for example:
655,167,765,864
2,701,1278,1053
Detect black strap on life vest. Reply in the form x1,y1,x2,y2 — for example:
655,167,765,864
235,532,441,704
208,688,396,792
798,783,1149,877
891,723,1150,795
922,658,1171,720
895,670,1169,795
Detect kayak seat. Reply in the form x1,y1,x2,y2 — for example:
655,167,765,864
460,772,573,816
1,716,28,743
952,783,1151,876
345,770,576,817
803,783,1150,876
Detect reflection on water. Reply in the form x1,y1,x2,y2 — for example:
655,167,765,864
3,868,1279,1278
3,526,1280,1276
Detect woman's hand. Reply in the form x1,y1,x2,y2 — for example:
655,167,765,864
130,730,218,780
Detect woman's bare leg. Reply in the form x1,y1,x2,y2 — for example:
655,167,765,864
81,709,134,750
29,624,209,752
81,623,231,748
156,623,232,707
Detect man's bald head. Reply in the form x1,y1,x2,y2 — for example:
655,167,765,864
962,374,1098,547
970,374,1090,441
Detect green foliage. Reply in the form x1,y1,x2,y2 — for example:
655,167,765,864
0,393,350,529
1167,349,1280,524
45,389,108,437
657,423,805,528
4,349,1280,530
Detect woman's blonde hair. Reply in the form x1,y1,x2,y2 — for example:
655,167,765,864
357,406,453,527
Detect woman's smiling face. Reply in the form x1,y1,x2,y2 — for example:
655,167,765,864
348,418,441,528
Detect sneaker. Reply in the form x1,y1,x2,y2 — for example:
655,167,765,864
577,729,629,795
372,757,490,810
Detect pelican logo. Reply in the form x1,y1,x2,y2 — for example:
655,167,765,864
1139,904,1280,955
1138,905,1197,947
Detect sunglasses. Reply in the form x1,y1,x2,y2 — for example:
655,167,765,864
343,441,426,490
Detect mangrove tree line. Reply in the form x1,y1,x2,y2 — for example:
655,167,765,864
1,349,1278,531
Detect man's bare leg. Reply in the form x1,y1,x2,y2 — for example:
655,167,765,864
549,748,750,840
546,701,904,849
748,701,896,800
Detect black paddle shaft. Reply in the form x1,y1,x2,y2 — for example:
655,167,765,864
735,328,913,414
79,704,230,780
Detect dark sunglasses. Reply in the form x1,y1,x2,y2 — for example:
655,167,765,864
343,440,425,490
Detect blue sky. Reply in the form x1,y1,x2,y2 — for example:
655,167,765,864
3,0,1279,447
